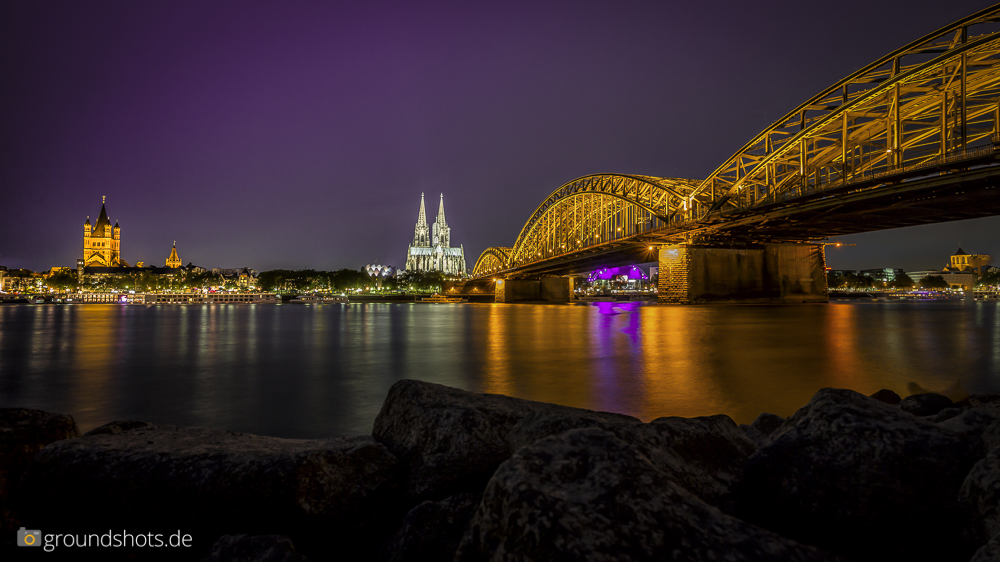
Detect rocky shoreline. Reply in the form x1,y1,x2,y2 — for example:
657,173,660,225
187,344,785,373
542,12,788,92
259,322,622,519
2,380,1000,561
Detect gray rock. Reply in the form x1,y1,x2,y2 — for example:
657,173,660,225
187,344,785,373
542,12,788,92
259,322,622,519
372,379,639,501
940,405,1000,458
984,420,1000,454
455,428,841,562
750,412,785,435
509,411,757,511
738,387,977,562
201,534,307,562
740,423,768,448
900,392,954,417
960,446,1000,548
383,493,480,562
0,408,78,530
956,395,1000,409
970,531,1000,562
870,388,902,405
637,414,757,512
84,420,154,436
932,407,963,423
17,426,400,557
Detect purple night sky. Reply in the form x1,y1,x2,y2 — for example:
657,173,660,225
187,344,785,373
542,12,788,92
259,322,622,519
2,0,997,273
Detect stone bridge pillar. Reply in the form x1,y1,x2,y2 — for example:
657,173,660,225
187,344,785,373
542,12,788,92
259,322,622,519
496,277,574,303
658,242,827,304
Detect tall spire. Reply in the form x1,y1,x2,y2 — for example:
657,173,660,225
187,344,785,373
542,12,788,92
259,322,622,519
437,193,447,226
412,193,430,247
417,192,427,227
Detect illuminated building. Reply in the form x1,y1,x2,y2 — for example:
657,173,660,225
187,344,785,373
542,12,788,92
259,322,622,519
944,247,992,274
166,241,182,268
365,264,395,289
859,268,906,282
83,196,122,267
405,193,467,276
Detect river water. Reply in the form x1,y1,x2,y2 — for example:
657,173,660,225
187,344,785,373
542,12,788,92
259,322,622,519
1,301,997,438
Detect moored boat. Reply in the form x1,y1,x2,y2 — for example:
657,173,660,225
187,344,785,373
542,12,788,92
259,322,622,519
417,293,468,303
288,294,349,304
577,295,614,302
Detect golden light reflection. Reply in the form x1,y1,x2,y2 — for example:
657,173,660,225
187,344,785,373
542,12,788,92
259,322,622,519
70,306,117,428
3,301,998,438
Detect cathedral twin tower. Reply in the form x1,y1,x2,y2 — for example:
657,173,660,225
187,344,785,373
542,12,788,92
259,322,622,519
405,193,466,276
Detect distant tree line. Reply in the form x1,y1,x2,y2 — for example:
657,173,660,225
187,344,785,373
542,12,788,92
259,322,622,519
827,272,916,290
825,270,1000,290
254,268,456,294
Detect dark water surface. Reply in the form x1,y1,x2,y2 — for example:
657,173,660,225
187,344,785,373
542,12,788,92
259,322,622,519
1,301,998,438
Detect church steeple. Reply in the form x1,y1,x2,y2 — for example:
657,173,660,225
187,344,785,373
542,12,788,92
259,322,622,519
432,193,451,248
84,197,121,267
412,193,430,247
417,193,427,227
436,193,447,226
166,241,181,268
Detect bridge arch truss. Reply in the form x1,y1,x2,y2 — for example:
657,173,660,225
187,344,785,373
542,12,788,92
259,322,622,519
472,247,511,277
684,5,1000,218
505,175,701,270
471,6,1000,279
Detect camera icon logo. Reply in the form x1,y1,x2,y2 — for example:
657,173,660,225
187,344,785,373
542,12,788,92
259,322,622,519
17,527,41,547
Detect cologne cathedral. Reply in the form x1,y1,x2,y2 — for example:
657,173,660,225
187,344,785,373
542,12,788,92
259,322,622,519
405,193,466,276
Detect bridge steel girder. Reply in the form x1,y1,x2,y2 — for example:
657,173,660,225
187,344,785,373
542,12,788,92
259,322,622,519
685,5,1000,220
473,6,1000,283
472,247,511,277
503,175,702,274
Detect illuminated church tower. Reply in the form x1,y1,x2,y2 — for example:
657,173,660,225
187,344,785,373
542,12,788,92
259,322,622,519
83,196,121,267
405,193,466,276
166,241,181,268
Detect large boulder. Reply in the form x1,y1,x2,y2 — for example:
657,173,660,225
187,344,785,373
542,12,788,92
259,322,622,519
738,388,977,562
940,404,1000,457
959,446,1000,547
372,379,639,502
201,534,308,562
0,408,78,530
900,392,953,417
971,532,1000,562
508,411,756,512
869,388,901,406
455,428,841,562
16,426,400,558
382,493,480,562
627,415,756,512
750,412,785,436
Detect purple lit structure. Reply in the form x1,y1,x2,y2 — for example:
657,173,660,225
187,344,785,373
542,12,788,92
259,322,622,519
588,266,648,283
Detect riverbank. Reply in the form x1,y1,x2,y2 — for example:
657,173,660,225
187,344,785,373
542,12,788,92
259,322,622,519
2,380,1000,561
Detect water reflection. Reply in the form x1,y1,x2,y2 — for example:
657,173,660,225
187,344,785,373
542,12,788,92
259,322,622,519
1,301,998,438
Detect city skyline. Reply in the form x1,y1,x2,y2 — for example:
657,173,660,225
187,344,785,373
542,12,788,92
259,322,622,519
2,0,998,273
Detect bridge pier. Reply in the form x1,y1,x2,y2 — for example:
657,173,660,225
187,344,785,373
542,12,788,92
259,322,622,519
658,242,827,304
495,277,574,303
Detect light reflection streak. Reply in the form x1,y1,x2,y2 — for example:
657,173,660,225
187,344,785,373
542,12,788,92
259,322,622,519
0,302,997,438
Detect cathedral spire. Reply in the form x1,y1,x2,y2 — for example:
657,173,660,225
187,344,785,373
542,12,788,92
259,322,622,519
412,193,430,247
436,193,447,226
417,193,427,227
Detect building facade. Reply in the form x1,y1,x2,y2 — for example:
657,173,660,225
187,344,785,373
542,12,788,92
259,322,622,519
83,197,121,267
405,193,466,276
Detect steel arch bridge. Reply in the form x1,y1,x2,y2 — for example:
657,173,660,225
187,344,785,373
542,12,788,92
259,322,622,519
473,5,1000,279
